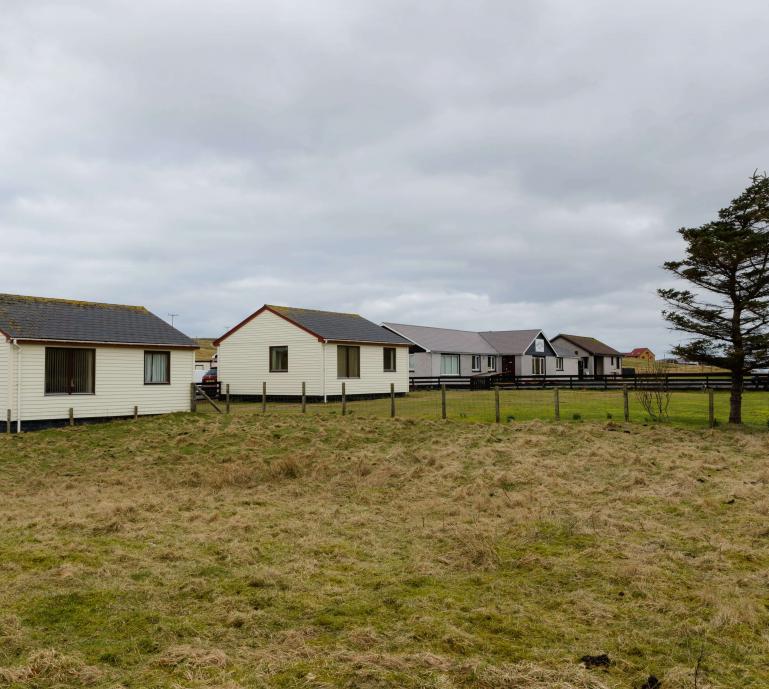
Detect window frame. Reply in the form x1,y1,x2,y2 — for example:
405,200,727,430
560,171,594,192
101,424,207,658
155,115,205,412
555,357,564,372
440,353,460,376
144,350,171,385
487,355,496,372
337,345,361,379
269,345,289,373
471,354,481,372
44,347,96,396
383,347,397,372
531,357,545,375
408,352,416,372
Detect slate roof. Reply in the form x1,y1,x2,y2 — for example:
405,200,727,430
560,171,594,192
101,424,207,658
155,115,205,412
271,306,409,344
382,323,498,354
0,294,198,347
552,342,580,358
478,330,544,355
215,305,410,346
554,334,621,356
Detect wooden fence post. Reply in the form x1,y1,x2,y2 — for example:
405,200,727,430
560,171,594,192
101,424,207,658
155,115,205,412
301,382,306,413
6,409,10,434
68,408,74,426
441,384,447,420
623,385,629,422
342,382,347,416
554,388,560,421
225,384,230,414
708,388,715,428
133,405,138,420
190,382,197,412
390,383,395,418
262,382,267,414
495,386,500,423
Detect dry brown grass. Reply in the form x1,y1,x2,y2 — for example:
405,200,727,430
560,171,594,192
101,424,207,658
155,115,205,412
0,412,767,688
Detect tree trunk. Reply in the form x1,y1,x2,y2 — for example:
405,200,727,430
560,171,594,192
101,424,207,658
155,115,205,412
729,372,743,424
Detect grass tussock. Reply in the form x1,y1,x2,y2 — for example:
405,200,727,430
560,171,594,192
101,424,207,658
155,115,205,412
0,411,768,687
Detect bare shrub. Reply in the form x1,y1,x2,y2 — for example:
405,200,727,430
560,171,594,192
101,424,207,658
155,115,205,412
635,359,672,421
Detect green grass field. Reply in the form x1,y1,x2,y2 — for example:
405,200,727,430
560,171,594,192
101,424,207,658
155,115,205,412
1,411,768,687
212,389,769,430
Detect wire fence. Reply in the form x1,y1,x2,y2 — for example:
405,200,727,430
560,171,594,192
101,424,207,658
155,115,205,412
195,385,769,430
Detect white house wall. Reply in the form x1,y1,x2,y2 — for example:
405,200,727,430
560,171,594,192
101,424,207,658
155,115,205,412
217,310,324,396
0,340,9,419
217,310,409,397
323,343,409,396
14,344,193,422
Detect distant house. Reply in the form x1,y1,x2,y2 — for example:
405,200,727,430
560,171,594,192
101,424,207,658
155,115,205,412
381,323,575,376
214,305,410,400
0,293,198,430
625,347,655,361
550,334,623,377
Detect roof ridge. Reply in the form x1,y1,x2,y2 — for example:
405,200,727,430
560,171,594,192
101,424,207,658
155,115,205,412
268,304,361,318
0,293,147,312
384,322,481,334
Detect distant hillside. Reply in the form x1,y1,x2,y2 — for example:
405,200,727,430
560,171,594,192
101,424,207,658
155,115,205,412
194,338,216,361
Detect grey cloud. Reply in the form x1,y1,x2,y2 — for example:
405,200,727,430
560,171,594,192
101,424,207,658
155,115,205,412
2,1,769,354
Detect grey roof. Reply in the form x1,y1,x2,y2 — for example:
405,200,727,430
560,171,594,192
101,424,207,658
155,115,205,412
478,329,543,355
382,323,499,354
553,334,621,356
0,293,197,347
269,306,409,345
552,342,579,358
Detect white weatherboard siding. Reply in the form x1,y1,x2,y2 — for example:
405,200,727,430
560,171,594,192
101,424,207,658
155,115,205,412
323,343,409,396
217,310,324,396
217,310,409,397
0,341,8,418
15,344,193,422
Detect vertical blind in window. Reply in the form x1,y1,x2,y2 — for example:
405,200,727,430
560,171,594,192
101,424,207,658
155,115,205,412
440,354,460,375
337,345,360,378
144,351,170,384
45,348,95,394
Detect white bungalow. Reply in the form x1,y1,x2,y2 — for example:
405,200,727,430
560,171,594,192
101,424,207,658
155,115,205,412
0,293,198,431
214,305,410,400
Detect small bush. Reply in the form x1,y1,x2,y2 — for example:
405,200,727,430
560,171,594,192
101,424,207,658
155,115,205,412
506,414,515,422
572,413,582,421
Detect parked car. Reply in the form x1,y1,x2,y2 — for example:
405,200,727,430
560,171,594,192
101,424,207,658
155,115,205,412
202,367,218,384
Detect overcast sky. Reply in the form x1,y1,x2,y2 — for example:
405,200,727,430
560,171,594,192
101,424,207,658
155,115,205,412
2,1,768,354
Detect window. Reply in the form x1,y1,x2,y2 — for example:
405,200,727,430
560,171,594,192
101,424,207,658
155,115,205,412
383,347,397,372
45,347,95,395
487,355,496,372
556,357,564,371
409,352,416,372
531,357,545,375
270,346,288,372
440,354,460,375
144,351,170,384
471,355,481,372
337,345,360,378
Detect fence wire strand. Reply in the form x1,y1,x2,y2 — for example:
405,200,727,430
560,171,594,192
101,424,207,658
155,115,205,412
196,386,769,429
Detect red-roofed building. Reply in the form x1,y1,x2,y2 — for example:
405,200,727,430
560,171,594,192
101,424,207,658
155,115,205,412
625,347,655,361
